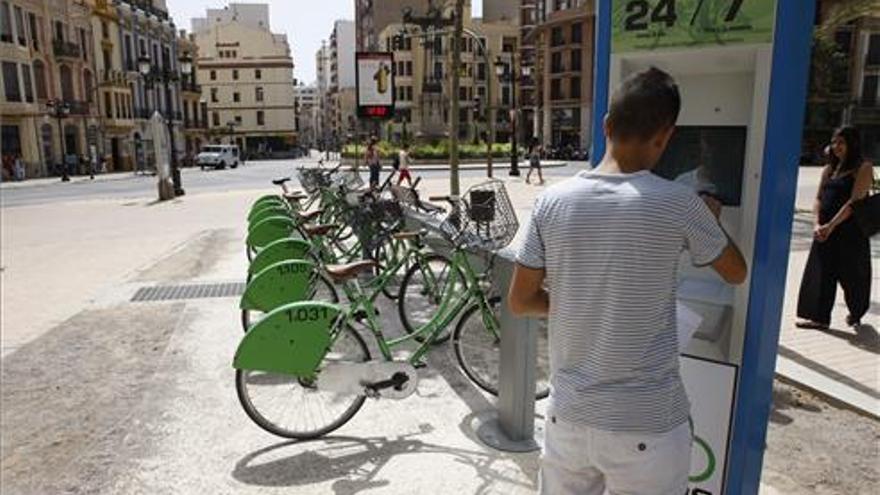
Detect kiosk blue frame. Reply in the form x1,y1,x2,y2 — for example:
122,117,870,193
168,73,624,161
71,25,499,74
591,1,815,493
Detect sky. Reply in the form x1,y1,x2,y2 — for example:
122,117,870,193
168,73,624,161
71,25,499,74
168,0,483,85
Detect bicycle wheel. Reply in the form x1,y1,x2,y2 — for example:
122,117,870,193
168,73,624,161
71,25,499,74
453,300,551,400
241,273,339,332
397,254,465,344
236,324,370,439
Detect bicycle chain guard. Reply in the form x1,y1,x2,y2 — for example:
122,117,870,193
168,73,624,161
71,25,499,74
315,361,418,400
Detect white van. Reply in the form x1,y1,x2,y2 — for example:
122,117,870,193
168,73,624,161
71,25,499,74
197,144,240,170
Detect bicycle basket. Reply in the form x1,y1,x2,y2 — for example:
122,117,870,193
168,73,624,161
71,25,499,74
297,168,323,194
390,184,417,208
440,180,518,251
334,169,364,191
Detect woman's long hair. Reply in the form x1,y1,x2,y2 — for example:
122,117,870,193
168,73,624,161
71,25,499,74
830,126,863,174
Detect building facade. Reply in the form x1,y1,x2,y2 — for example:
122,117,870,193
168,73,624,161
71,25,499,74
115,0,183,173
804,0,880,161
177,29,205,162
377,13,520,144
326,19,356,147
293,83,318,149
192,3,297,155
1,0,101,179
532,0,594,151
355,0,430,51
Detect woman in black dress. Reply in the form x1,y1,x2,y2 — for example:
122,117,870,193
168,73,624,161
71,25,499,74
797,126,874,329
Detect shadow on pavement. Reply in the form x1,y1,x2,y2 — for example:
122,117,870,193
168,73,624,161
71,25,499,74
232,429,535,494
814,324,880,354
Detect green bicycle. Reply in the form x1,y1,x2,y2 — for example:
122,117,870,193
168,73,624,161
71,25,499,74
233,180,551,439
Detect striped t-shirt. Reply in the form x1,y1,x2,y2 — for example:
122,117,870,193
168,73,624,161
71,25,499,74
517,169,727,433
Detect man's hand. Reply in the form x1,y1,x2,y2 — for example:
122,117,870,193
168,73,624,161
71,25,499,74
700,194,722,219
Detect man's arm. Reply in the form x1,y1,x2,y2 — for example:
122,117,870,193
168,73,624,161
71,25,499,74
691,195,748,285
508,263,549,317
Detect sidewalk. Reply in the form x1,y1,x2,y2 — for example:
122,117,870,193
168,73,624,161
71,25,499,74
0,170,153,190
775,166,879,418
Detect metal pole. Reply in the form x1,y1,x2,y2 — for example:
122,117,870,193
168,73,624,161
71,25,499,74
449,0,464,196
509,62,520,176
58,112,69,182
486,47,494,178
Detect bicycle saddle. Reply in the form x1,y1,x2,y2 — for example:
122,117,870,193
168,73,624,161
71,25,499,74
325,260,379,281
392,229,427,241
284,191,308,201
297,209,324,222
302,224,337,237
272,177,291,185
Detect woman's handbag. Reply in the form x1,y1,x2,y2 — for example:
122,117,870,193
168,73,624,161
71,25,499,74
852,193,880,238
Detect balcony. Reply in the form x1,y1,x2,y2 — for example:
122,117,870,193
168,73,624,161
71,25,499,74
53,40,81,59
100,69,129,88
181,82,201,94
66,100,91,115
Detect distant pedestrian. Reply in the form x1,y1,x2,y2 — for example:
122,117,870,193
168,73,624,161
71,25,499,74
13,154,25,181
526,143,544,185
397,143,413,186
796,126,873,330
365,137,381,189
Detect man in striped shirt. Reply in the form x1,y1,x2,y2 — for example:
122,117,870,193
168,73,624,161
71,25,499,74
509,68,747,495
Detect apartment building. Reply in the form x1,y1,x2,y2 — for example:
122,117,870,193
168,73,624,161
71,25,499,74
532,0,594,150
315,41,332,149
328,19,356,145
1,0,100,178
294,83,319,148
177,29,206,160
355,0,430,51
192,3,297,154
377,14,519,144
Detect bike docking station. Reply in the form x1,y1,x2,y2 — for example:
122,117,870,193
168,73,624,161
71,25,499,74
588,1,815,493
402,205,547,453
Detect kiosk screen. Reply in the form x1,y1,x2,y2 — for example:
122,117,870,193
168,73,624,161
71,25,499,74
653,126,747,206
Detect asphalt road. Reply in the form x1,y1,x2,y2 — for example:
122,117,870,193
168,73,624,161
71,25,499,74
0,158,586,208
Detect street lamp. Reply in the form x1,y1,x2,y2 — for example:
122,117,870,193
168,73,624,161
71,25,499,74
495,57,522,176
138,55,185,196
46,99,71,181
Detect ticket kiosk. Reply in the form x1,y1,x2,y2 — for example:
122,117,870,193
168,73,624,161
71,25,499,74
591,1,815,493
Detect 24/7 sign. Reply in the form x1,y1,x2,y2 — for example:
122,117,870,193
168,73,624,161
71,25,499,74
611,0,776,53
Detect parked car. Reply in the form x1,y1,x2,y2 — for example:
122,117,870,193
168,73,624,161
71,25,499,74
197,145,240,170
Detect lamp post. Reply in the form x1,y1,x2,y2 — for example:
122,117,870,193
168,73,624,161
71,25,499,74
46,98,71,181
138,54,186,196
494,57,526,176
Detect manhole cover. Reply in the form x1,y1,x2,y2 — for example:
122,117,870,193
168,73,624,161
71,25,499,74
131,282,245,302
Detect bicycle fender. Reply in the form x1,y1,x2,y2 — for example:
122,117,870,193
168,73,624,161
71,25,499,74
246,216,296,250
233,301,340,376
248,238,312,276
248,206,290,230
249,195,284,214
241,260,316,312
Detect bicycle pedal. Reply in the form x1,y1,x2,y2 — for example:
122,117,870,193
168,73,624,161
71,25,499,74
412,361,427,370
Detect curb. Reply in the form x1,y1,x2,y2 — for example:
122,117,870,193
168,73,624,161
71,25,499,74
340,160,570,172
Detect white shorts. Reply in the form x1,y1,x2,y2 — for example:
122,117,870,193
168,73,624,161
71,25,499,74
540,413,691,495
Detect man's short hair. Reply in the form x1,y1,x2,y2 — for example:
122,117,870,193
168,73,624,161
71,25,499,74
607,67,680,141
